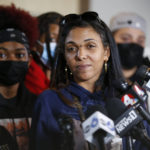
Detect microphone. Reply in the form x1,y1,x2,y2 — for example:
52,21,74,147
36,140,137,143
106,98,142,136
82,105,116,150
113,78,148,105
136,65,150,82
135,65,150,92
106,98,150,149
113,79,150,124
106,98,140,150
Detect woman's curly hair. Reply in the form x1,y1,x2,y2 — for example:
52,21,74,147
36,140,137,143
0,4,39,48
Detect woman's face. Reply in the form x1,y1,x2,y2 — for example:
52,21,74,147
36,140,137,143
113,27,145,47
65,27,110,84
48,24,60,42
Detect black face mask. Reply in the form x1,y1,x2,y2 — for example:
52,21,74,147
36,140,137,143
0,61,28,86
117,43,144,69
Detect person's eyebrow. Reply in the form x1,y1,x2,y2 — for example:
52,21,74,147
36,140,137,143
0,47,7,51
84,38,96,42
0,47,27,51
138,35,146,39
15,48,27,51
66,41,76,44
120,33,131,36
66,38,96,44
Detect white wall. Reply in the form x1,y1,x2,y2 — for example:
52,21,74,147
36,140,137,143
89,0,150,58
0,0,80,16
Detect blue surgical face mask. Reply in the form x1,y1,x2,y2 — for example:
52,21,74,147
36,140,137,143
41,42,57,65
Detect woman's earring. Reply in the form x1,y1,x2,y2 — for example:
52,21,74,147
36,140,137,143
70,71,72,76
65,67,68,73
65,66,72,76
104,61,107,73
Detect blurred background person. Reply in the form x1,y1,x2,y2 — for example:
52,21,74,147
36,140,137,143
25,12,63,95
0,4,38,150
110,12,150,112
37,12,63,67
110,12,150,85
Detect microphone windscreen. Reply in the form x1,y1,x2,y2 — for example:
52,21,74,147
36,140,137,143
112,78,129,92
85,105,109,138
85,105,108,118
135,65,148,80
106,98,126,120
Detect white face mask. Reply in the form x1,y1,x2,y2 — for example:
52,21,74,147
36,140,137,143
41,42,57,65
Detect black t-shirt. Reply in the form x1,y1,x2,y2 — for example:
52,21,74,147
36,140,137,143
0,83,37,150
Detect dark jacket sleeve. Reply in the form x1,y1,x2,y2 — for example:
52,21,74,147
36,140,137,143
30,90,61,150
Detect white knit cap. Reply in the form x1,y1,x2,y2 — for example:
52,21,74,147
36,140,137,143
109,12,147,35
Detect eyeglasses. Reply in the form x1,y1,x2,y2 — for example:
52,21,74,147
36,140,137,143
61,11,101,25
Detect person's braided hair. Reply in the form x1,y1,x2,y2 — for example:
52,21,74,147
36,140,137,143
37,12,63,37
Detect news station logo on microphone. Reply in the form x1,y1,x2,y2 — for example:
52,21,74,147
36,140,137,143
121,94,138,106
115,107,143,136
91,117,99,128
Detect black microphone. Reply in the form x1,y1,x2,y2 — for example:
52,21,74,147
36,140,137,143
106,98,150,149
106,98,142,136
113,79,150,124
136,65,150,92
112,79,150,147
85,105,108,118
106,98,136,150
82,105,116,150
136,65,150,82
106,97,126,121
